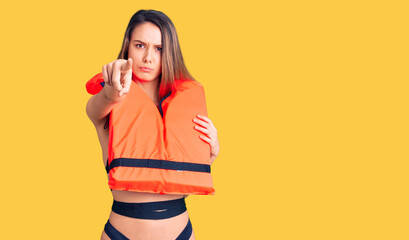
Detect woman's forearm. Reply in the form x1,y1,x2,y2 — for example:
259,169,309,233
86,87,118,126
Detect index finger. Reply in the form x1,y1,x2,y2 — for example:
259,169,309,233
121,58,133,72
197,115,216,128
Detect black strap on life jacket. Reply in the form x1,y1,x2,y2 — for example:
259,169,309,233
106,158,210,174
105,158,110,173
158,90,172,117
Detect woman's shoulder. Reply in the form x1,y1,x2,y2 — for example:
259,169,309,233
174,79,204,92
85,72,104,95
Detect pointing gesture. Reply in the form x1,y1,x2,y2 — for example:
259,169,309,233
102,58,133,102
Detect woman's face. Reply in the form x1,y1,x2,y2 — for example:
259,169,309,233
128,22,162,83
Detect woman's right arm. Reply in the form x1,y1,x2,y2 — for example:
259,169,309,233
86,88,118,127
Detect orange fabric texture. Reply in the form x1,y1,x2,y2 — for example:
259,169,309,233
86,73,215,195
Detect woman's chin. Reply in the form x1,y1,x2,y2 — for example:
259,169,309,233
133,73,158,83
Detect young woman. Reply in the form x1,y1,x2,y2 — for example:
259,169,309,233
86,10,220,240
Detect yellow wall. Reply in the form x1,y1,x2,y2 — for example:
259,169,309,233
0,0,408,239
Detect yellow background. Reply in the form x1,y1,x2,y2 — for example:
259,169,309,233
1,0,408,239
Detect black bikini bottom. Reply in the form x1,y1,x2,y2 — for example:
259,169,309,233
104,197,193,240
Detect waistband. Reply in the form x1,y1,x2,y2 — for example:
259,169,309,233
112,197,187,220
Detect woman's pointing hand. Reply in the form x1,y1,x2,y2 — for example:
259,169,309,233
102,58,133,102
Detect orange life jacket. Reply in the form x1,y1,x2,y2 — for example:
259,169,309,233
86,72,215,195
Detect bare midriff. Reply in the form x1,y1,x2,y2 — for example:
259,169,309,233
110,183,188,203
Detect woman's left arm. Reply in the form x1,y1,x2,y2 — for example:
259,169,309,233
193,115,220,165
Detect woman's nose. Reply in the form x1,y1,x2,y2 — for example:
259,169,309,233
143,48,152,62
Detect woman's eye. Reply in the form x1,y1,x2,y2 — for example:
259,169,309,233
136,44,143,48
156,47,162,51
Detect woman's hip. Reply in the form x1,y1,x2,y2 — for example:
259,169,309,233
103,197,194,239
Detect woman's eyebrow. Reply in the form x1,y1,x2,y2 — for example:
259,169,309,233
133,40,162,47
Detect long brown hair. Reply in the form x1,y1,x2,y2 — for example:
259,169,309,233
117,10,195,100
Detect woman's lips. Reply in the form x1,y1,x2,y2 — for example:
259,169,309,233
139,67,152,72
